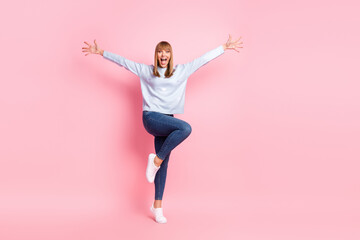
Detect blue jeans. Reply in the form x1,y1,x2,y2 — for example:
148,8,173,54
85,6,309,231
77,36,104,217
142,110,192,200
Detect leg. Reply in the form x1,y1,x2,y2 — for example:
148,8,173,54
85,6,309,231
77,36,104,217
154,136,170,207
142,111,192,161
143,111,192,209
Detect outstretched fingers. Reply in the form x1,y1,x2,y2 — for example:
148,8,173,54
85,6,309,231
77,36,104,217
228,34,232,43
82,45,90,52
82,41,91,51
82,41,93,56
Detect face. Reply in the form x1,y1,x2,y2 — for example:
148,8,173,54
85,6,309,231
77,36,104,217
157,48,171,68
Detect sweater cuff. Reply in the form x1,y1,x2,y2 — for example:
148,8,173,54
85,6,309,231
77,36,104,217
219,44,225,54
103,50,108,58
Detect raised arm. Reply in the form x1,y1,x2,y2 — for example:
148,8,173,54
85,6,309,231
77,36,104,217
183,34,243,77
182,45,225,77
82,39,145,77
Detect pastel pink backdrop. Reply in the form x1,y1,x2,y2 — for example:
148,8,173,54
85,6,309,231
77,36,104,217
0,0,359,239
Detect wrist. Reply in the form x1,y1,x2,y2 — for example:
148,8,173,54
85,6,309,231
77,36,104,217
99,49,104,56
222,44,227,51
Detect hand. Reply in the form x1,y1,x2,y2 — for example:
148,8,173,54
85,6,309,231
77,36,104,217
223,34,243,52
82,39,103,56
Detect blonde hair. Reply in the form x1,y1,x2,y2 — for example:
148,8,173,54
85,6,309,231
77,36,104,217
153,41,175,78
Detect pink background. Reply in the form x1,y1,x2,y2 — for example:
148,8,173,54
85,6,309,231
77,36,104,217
1,0,359,239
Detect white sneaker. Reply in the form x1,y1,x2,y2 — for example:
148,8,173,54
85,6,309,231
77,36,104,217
146,153,160,183
150,203,167,224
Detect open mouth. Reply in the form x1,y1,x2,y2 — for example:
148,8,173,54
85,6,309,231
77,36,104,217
160,58,168,65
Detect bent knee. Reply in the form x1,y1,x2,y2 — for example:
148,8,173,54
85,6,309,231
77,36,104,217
182,123,192,137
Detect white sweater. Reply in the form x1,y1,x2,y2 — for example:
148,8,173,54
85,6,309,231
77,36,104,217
103,45,225,114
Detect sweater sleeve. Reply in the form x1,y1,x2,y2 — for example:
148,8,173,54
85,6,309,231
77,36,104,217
103,50,145,77
182,45,225,77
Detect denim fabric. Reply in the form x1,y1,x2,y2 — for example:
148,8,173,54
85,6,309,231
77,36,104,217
142,111,192,200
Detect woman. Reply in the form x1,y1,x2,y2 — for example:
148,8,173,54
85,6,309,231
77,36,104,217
82,35,243,223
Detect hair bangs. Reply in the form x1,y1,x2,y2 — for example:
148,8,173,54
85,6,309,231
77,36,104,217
156,42,171,51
